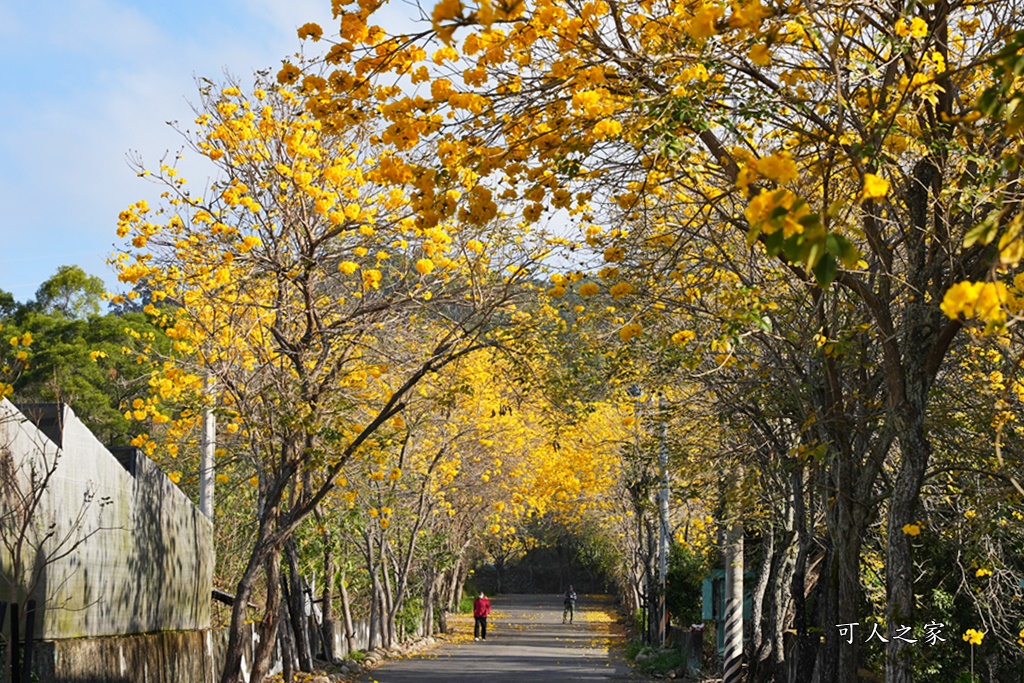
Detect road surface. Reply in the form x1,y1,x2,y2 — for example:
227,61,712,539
359,594,636,682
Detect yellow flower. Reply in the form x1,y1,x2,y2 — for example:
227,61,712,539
962,629,984,646
216,473,230,484
168,471,183,484
941,281,981,319
686,3,724,41
579,282,600,297
975,568,992,578
297,22,323,41
523,202,543,222
745,188,809,238
749,44,771,66
618,322,643,342
753,152,797,184
239,235,262,253
592,119,623,140
609,282,635,298
338,261,360,275
362,269,382,290
226,422,239,434
415,258,435,274
894,16,928,39
603,246,625,262
671,330,696,345
249,476,259,487
277,62,301,85
902,523,921,536
860,173,890,200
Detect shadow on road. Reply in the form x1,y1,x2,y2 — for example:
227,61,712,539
361,594,635,683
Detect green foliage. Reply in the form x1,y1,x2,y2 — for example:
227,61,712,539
665,543,707,627
0,266,167,445
397,595,423,637
33,264,106,319
977,30,1024,135
7,311,163,444
0,289,16,319
627,641,689,676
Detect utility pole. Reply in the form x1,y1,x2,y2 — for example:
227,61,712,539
656,395,670,648
199,379,216,521
722,468,744,683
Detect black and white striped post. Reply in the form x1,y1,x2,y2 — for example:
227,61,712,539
722,512,744,683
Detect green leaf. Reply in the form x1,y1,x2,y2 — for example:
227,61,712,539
963,214,1000,248
825,233,859,267
813,254,838,286
763,229,784,256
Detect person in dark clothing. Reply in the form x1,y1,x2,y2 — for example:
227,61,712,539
563,585,577,624
474,591,492,640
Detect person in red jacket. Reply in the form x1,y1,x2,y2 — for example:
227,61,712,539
473,591,492,641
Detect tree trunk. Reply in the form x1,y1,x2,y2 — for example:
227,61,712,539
319,515,336,661
250,547,283,683
279,592,297,683
748,529,773,681
768,528,798,683
445,556,462,613
750,530,773,655
885,413,930,683
220,535,270,683
452,563,468,614
338,566,358,654
790,467,818,683
285,540,314,671
817,465,868,683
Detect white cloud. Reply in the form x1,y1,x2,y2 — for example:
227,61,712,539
0,0,431,301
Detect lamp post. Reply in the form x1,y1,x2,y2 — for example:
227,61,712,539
199,378,215,521
657,395,669,648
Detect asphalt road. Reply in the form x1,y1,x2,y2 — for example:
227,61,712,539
359,594,636,682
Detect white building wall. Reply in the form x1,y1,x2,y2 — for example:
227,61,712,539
0,399,213,638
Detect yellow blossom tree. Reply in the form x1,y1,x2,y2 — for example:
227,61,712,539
114,76,547,683
291,2,1024,680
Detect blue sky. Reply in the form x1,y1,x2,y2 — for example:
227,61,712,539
0,0,402,303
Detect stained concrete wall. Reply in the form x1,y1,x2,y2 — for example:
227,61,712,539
32,629,217,683
0,399,213,639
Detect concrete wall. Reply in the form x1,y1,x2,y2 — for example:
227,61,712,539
320,617,372,658
24,622,288,683
32,629,217,683
0,400,213,639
